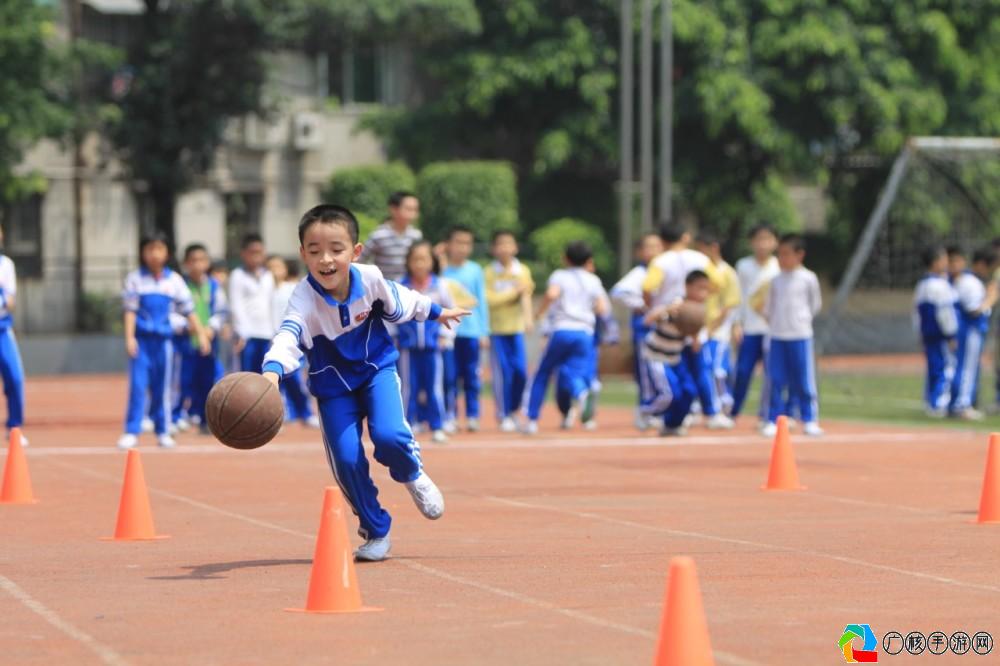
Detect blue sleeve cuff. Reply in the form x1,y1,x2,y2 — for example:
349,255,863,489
262,361,284,378
428,302,442,320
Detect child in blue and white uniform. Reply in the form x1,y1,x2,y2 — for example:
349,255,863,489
914,246,959,418
947,246,997,420
398,241,456,443
119,233,211,450
761,234,823,438
230,233,275,373
0,227,27,444
262,205,468,562
524,241,609,434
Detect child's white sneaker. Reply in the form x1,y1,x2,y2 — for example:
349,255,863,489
957,408,984,422
660,426,688,437
410,422,425,435
925,407,947,419
354,536,392,562
305,415,321,429
174,418,190,432
431,430,448,444
706,414,735,430
523,420,539,435
168,423,179,436
157,434,177,449
761,422,778,438
466,418,480,432
141,418,154,433
583,419,598,431
560,408,577,430
404,472,445,520
443,420,458,435
500,417,518,433
803,422,825,437
117,433,138,450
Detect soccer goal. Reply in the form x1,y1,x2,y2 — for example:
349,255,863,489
818,136,1000,355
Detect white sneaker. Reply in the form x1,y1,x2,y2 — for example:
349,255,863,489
583,419,598,431
443,420,458,435
706,414,735,430
168,423,179,436
683,413,702,428
305,415,321,429
466,418,480,432
431,430,448,444
787,418,799,431
660,426,688,437
925,407,947,419
157,434,177,449
141,418,154,433
803,422,825,437
404,472,445,520
117,433,138,450
174,418,190,432
634,410,649,430
523,420,539,435
560,408,578,430
354,536,392,562
500,417,518,433
761,422,777,438
410,422,426,435
957,408,985,422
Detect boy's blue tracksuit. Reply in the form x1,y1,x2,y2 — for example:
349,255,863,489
0,255,25,429
914,273,958,414
442,262,489,422
397,275,454,432
950,271,989,413
263,264,442,540
173,277,227,425
122,267,195,435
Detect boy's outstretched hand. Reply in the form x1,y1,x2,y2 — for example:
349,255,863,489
439,307,472,330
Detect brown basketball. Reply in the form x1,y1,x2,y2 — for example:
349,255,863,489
206,372,285,450
673,300,707,337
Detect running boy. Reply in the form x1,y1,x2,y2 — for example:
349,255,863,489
484,230,534,432
268,256,318,427
914,246,958,417
731,224,780,424
642,270,713,436
761,234,822,437
524,241,609,434
229,233,275,372
610,232,664,430
0,227,27,444
119,233,211,450
262,205,468,562
399,241,456,443
440,226,489,431
947,246,997,419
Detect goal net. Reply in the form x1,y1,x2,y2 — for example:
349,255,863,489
818,137,1000,355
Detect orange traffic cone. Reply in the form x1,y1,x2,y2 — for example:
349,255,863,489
1,428,37,504
762,415,805,491
653,557,714,666
286,487,381,614
975,433,1000,524
102,450,168,541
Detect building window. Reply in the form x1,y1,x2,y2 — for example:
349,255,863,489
1,194,43,279
224,192,263,265
327,39,389,105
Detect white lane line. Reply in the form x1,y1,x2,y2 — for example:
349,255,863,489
49,461,757,666
0,575,130,666
10,430,953,456
482,495,1000,595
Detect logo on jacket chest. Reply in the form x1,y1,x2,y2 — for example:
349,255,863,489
355,310,371,323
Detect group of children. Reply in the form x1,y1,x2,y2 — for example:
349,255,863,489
915,244,999,420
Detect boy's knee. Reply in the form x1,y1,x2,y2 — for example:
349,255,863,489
369,422,411,450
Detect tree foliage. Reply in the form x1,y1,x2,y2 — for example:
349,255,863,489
324,162,416,222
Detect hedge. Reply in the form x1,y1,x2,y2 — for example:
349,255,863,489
528,218,615,281
416,161,518,242
324,162,416,222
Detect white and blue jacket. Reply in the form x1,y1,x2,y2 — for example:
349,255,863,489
913,273,958,341
953,271,990,335
262,264,442,399
0,255,17,330
122,267,195,337
397,275,454,351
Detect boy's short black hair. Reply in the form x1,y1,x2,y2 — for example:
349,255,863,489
695,230,719,246
945,244,964,259
779,233,805,253
686,269,710,285
565,240,593,267
658,221,688,244
298,204,360,245
285,257,301,278
447,225,475,241
921,245,946,269
748,223,777,240
492,229,517,244
241,233,263,249
183,243,208,260
972,247,996,267
388,191,417,207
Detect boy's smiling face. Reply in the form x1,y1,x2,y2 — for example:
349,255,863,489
299,221,362,300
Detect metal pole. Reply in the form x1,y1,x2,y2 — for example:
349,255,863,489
69,0,86,332
639,0,654,232
658,0,672,223
618,0,634,274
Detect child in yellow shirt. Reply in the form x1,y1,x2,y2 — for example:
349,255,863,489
484,230,534,432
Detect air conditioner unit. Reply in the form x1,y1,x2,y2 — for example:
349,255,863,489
291,112,324,151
